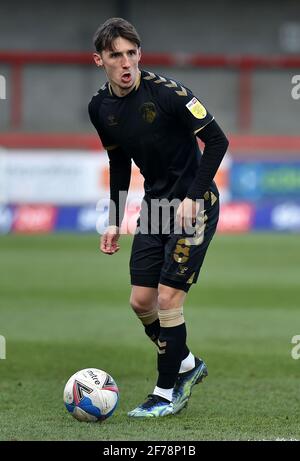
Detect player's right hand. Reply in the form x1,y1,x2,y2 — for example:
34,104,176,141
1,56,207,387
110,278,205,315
100,225,120,255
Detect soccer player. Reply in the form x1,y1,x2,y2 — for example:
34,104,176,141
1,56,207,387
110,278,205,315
89,18,229,417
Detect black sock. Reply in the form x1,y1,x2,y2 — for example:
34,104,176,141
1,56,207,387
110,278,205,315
157,323,187,389
145,320,190,360
144,319,160,344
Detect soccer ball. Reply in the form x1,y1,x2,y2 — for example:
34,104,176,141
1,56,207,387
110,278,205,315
63,368,119,422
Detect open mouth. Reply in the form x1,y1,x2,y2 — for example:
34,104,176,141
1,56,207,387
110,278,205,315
121,72,132,83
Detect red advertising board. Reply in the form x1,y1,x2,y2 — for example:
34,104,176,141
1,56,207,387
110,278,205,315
13,206,57,233
218,202,254,233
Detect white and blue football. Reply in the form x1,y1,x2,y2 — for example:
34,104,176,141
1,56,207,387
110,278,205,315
63,368,119,422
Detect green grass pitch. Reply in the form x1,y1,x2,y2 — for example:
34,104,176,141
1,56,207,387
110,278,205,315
0,233,299,441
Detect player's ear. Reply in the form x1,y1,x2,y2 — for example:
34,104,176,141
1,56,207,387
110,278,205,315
137,47,142,63
93,53,103,67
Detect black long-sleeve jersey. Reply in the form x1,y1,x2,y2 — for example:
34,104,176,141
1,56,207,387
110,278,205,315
89,70,228,225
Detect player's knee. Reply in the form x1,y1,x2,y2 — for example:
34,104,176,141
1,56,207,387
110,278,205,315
157,286,186,310
157,292,177,310
129,295,156,314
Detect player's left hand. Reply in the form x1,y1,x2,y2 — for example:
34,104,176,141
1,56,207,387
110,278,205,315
176,198,200,234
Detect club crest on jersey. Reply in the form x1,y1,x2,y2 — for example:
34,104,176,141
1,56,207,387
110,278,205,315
140,102,157,124
107,114,118,126
186,97,207,119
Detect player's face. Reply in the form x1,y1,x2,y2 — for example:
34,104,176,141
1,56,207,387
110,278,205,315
93,37,141,97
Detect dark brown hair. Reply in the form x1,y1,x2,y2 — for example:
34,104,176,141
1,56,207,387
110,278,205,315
93,18,141,53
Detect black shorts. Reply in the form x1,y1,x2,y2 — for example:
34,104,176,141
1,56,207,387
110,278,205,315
130,194,219,293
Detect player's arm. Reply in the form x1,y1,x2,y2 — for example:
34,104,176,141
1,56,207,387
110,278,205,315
177,120,228,227
187,119,229,199
101,147,131,255
164,86,228,226
88,98,131,254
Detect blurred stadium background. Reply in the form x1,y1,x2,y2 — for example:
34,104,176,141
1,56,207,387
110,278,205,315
0,0,300,441
0,0,300,232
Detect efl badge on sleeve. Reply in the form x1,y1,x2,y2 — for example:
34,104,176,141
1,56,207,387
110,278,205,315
186,97,207,119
